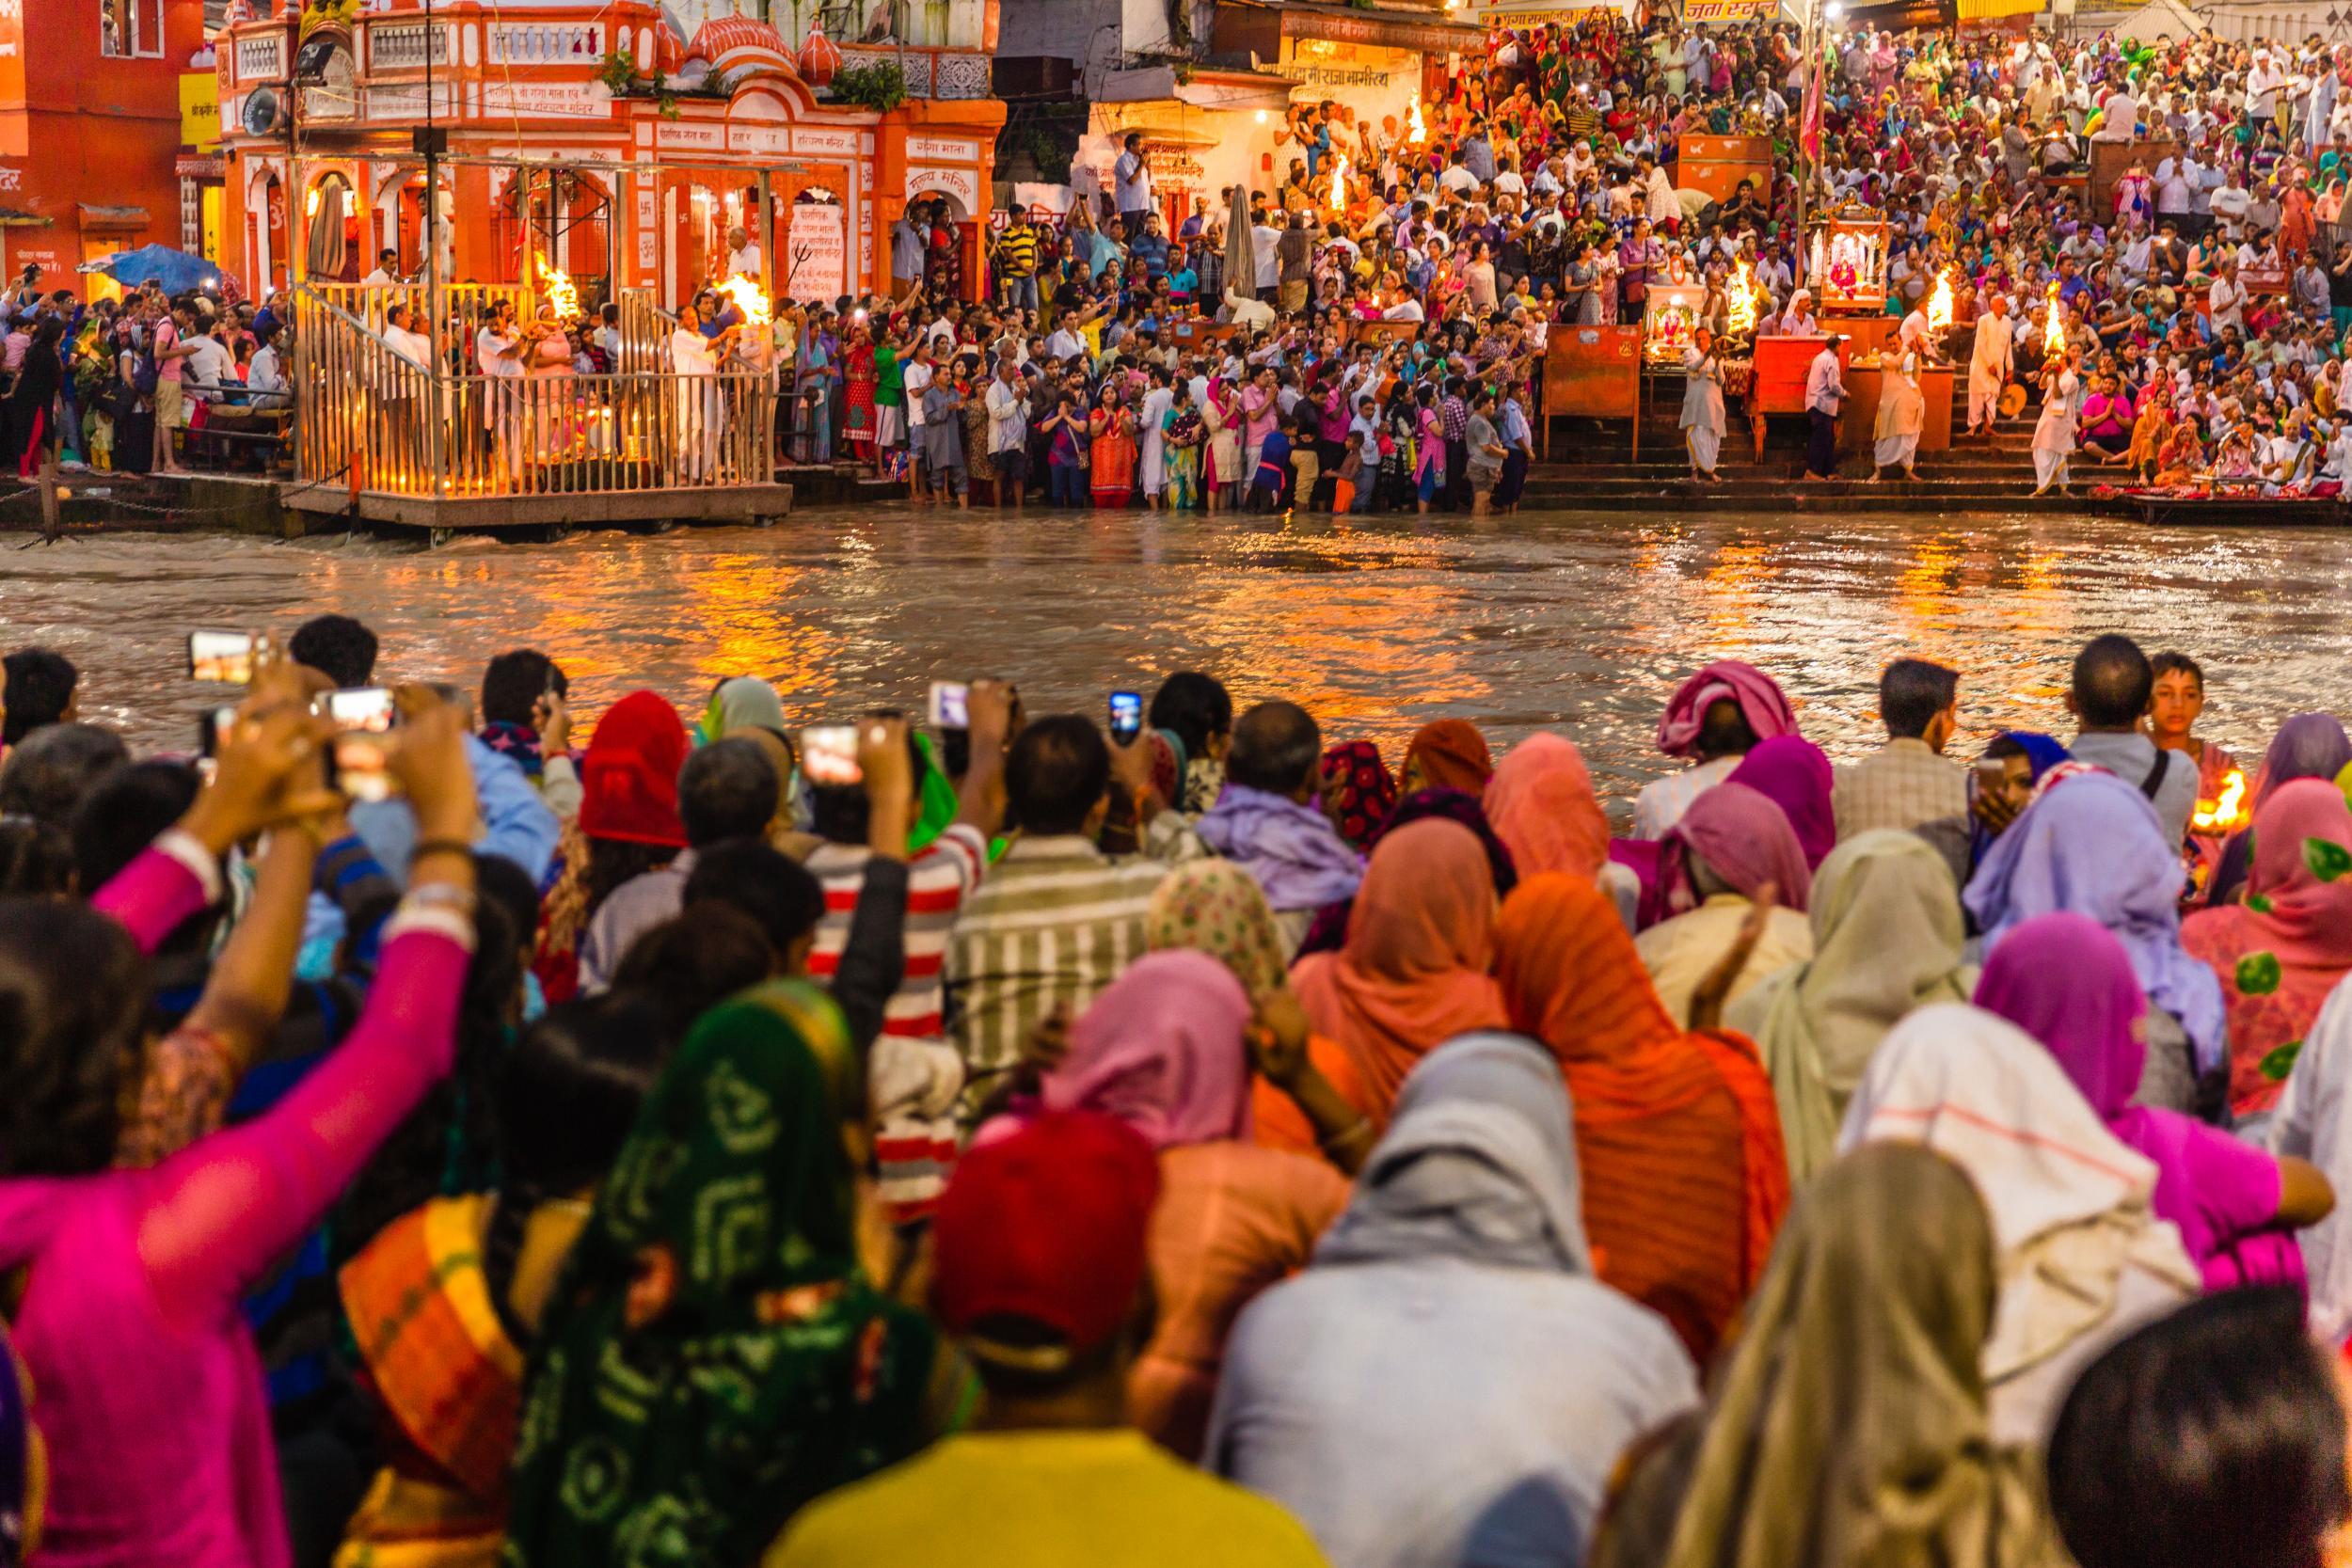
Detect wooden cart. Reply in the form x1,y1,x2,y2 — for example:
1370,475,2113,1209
1540,325,1641,460
1748,335,1847,460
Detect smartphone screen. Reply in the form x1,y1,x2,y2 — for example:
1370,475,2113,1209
1108,690,1144,746
326,688,397,734
928,680,970,731
198,705,236,757
332,733,399,802
800,724,864,787
189,631,257,685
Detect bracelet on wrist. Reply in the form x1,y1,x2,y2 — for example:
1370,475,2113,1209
399,880,478,917
410,836,477,867
1319,1117,1375,1154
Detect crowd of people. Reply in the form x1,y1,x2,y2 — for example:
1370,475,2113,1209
0,612,2345,1567
781,13,2352,504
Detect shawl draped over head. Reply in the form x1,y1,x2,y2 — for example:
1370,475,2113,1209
1964,768,2228,1078
2184,779,2352,1117
1402,719,1496,795
2252,712,2352,809
1041,950,1255,1150
1838,1003,2198,1385
1319,740,1400,852
1484,733,1611,882
577,690,691,848
504,982,950,1568
1495,873,1788,1365
1197,784,1368,912
698,675,787,746
1736,830,1973,1185
1316,1032,1593,1275
1293,786,1518,958
1145,858,1292,1005
1616,1142,2063,1568
1656,660,1798,761
1725,736,1836,869
1643,780,1816,929
1978,912,2303,1294
1289,818,1508,1119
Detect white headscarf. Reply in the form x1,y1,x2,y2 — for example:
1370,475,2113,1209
2271,974,2352,1342
1839,1003,2197,1383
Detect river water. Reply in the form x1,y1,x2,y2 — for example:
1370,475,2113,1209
8,505,2348,810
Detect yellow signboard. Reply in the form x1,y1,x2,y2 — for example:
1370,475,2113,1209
1683,0,1777,19
179,71,220,150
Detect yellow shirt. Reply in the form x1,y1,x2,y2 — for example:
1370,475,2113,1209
765,1430,1330,1568
1633,893,1815,1031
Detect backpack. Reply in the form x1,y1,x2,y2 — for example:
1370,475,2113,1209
132,339,159,399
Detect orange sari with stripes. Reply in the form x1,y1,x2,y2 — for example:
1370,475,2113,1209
1495,874,1789,1369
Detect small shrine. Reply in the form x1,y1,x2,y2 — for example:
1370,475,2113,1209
1809,207,1888,316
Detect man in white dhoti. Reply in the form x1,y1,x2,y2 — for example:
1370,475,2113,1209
1680,326,1726,483
1870,347,1927,482
2030,346,2082,498
1966,291,2014,440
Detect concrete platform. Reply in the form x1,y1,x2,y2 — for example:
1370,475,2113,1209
282,483,796,533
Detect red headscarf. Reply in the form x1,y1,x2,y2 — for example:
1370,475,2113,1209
578,690,691,847
1319,740,1400,852
1484,733,1610,881
1289,817,1508,1120
1402,720,1496,796
1496,873,1788,1365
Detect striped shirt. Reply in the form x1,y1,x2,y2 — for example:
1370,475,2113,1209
944,833,1173,1117
808,823,989,1215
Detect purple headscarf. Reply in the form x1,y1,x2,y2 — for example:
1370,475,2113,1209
1196,783,1366,912
1655,660,1799,761
2253,712,2352,808
1977,911,2301,1293
1726,736,1836,869
1963,769,2226,1075
1041,949,1254,1150
1640,779,1814,928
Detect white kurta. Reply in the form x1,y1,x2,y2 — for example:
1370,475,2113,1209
2032,368,2081,489
1874,351,1927,469
1968,311,2014,426
1137,386,1174,495
1680,347,1727,472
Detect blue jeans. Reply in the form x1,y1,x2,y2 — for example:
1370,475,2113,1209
1049,461,1087,506
1001,274,1039,313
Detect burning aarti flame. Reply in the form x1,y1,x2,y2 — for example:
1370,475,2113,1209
1327,155,1350,214
2040,278,2061,341
715,273,772,330
1406,94,1427,145
2192,769,2249,834
1926,267,1955,335
1726,259,1759,338
533,255,580,324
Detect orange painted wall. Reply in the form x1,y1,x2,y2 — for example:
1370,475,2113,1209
0,0,203,281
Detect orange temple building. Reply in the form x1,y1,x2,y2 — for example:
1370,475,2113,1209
212,0,1005,308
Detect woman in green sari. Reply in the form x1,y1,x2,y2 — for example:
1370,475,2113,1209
502,981,971,1568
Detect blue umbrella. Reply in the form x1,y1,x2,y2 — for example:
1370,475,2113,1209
76,244,218,295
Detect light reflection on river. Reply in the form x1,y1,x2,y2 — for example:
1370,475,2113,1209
7,505,2349,815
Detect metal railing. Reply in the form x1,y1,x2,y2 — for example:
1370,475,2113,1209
306,280,532,337
289,285,777,500
615,287,681,374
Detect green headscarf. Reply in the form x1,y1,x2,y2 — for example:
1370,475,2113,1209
1727,830,1975,1185
503,981,957,1568
697,675,788,748
908,731,960,854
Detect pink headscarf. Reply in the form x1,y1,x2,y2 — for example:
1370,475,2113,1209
1041,950,1255,1150
1977,911,2303,1294
1655,660,1799,761
1726,736,1837,869
1640,780,1815,928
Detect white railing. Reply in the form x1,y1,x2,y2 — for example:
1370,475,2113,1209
290,286,777,501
